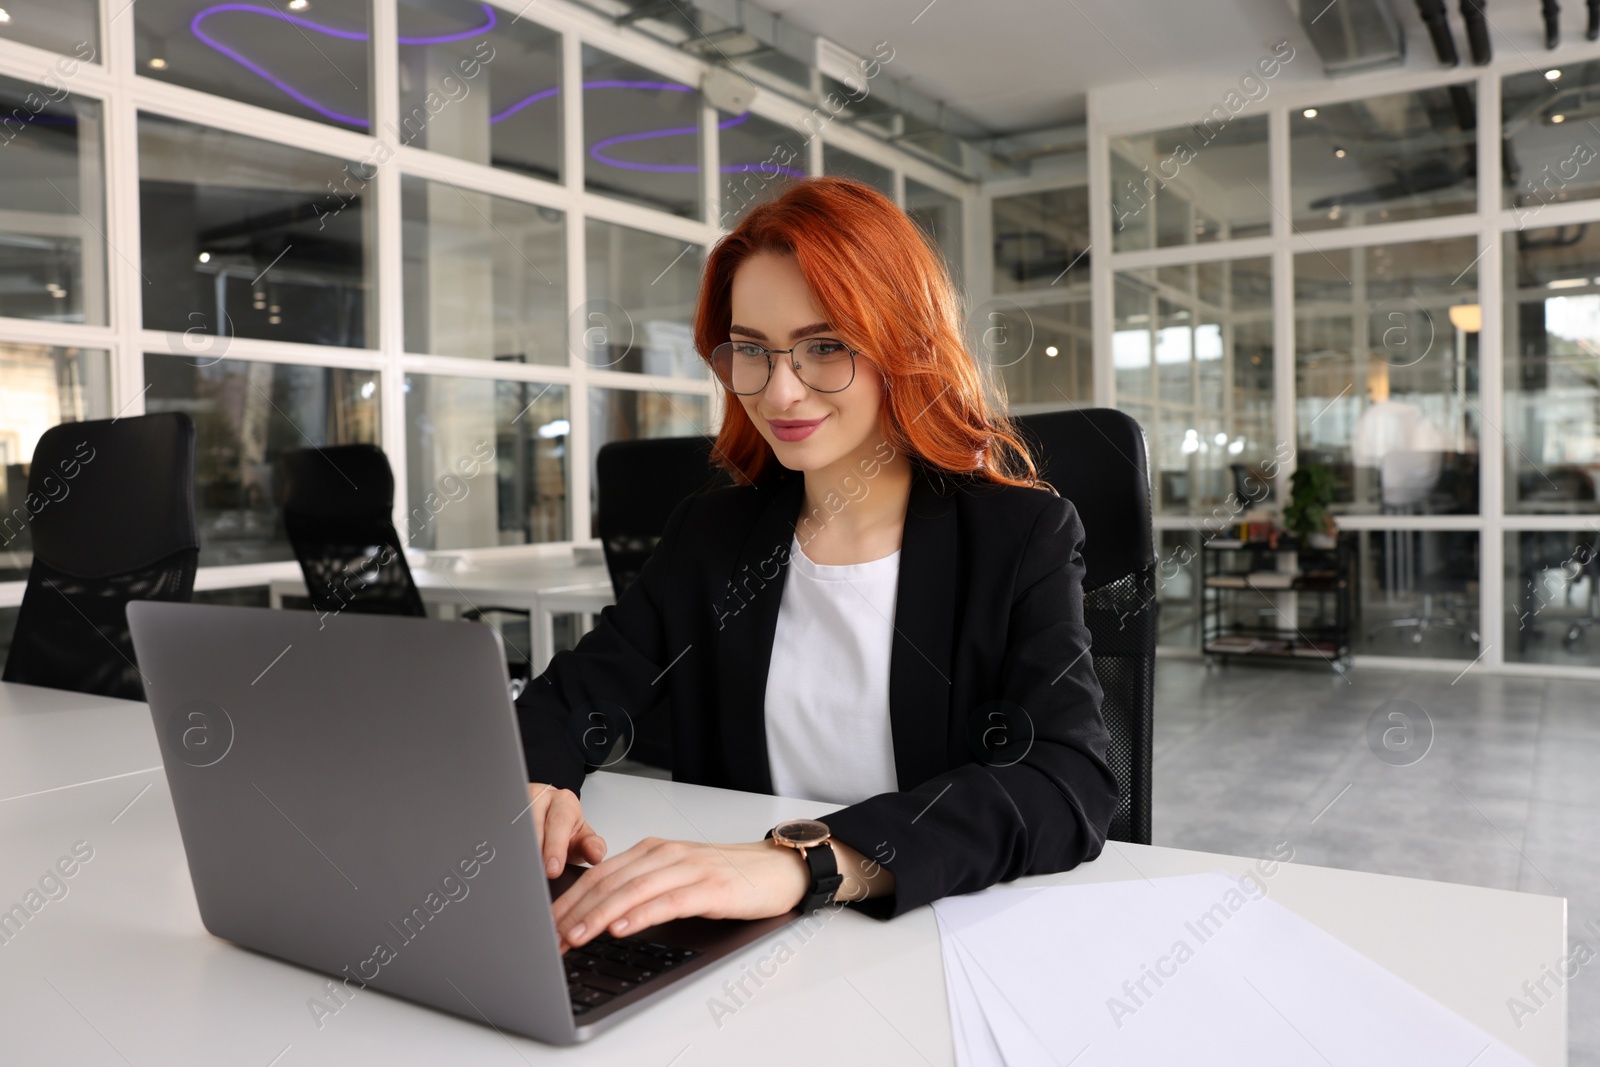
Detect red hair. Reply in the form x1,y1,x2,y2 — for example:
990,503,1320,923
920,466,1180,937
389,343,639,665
693,176,1039,488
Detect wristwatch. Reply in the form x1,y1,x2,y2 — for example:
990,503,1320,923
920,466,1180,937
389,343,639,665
765,818,843,912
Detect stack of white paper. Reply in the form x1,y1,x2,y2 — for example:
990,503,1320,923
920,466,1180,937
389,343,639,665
931,871,1534,1066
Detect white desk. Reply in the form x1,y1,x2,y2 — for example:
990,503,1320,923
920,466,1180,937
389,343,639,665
0,682,1568,1065
268,557,614,671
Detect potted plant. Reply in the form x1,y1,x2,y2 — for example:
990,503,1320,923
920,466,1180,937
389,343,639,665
1283,465,1338,549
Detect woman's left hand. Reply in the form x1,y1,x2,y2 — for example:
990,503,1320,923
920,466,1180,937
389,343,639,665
551,837,808,951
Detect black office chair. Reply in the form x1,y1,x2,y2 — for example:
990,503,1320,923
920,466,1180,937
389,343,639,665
596,436,736,603
594,436,735,768
281,445,428,618
280,445,532,679
3,413,199,701
1515,531,1600,652
1014,409,1156,846
1368,452,1480,647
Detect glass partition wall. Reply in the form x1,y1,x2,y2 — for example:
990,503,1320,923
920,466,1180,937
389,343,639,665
0,1,970,623
1096,56,1600,674
16,3,1593,677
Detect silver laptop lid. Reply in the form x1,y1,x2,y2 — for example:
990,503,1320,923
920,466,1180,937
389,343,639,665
126,602,576,1045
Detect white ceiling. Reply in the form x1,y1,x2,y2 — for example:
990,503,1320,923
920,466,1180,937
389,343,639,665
755,0,1588,135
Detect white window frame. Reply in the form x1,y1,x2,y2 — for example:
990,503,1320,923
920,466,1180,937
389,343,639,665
1089,40,1600,678
0,0,979,609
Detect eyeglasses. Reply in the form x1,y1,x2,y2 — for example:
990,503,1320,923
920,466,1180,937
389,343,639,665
709,337,860,396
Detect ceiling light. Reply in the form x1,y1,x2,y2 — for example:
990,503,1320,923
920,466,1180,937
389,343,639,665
149,57,167,70
1546,69,1562,80
1553,114,1567,123
1303,108,1318,118
1447,303,1482,333
197,251,210,263
0,9,11,23
1045,345,1059,357
288,0,310,8
1334,147,1347,158
1548,277,1589,288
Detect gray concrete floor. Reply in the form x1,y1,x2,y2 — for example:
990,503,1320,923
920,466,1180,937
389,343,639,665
611,658,1599,1062
1151,657,1598,1065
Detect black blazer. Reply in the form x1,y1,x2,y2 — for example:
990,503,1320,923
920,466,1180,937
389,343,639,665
516,459,1118,920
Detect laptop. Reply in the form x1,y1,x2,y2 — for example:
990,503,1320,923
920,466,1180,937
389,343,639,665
125,601,799,1044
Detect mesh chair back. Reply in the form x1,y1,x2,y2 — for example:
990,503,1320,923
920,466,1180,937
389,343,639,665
595,437,735,602
1015,409,1156,845
3,413,199,701
595,436,734,769
281,445,425,618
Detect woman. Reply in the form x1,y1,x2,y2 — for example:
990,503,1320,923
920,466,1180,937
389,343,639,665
517,176,1117,951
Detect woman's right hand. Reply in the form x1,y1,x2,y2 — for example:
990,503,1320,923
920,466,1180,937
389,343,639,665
528,783,608,877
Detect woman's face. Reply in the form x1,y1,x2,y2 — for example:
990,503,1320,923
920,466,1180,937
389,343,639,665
726,252,886,474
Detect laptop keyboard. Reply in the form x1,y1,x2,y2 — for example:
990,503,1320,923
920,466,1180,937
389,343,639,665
565,931,700,1016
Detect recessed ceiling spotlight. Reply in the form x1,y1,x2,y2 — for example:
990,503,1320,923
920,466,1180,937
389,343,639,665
1334,147,1347,158
197,251,211,263
149,57,168,70
1546,69,1562,80
288,0,310,8
0,9,12,23
1553,114,1567,123
1045,345,1059,357
1303,108,1318,118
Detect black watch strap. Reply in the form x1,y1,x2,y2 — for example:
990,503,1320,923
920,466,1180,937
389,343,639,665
766,827,844,911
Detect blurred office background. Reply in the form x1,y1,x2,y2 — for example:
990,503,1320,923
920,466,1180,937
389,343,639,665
9,1,1600,677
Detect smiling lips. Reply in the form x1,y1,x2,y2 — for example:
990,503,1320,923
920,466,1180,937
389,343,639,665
766,416,826,442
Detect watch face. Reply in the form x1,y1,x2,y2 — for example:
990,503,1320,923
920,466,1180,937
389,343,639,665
774,818,831,848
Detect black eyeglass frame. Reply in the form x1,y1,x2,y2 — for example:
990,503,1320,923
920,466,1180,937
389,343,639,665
709,337,862,396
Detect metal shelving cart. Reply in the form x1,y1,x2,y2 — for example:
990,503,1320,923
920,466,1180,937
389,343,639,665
1201,531,1356,673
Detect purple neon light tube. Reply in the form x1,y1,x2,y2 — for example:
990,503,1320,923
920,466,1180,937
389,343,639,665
189,2,497,126
187,3,806,177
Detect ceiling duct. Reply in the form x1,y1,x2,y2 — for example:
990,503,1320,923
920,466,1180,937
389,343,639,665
1460,0,1492,64
567,0,1031,180
1542,0,1561,48
1293,0,1406,76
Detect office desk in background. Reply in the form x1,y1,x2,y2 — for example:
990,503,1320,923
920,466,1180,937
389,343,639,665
268,557,615,672
0,682,1568,1065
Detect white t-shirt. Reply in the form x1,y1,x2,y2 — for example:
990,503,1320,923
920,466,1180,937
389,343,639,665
764,533,901,805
